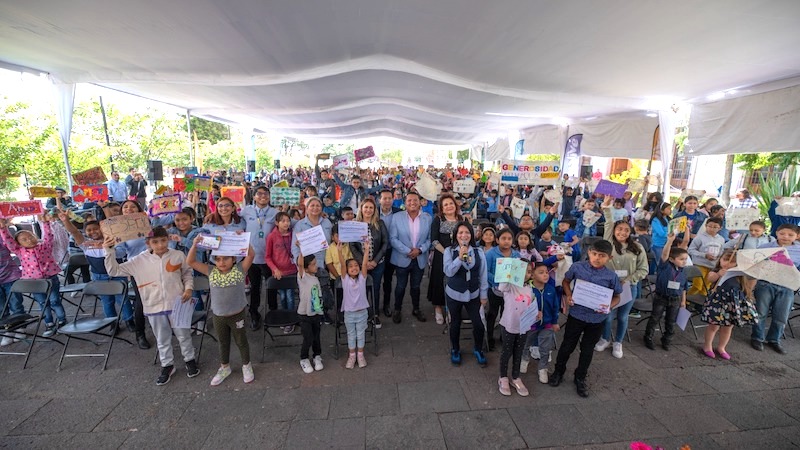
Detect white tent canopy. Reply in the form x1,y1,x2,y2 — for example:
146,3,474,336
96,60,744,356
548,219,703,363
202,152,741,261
1,0,800,150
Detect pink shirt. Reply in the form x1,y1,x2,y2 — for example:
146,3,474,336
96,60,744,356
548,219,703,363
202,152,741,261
0,221,61,280
341,273,369,312
408,212,421,249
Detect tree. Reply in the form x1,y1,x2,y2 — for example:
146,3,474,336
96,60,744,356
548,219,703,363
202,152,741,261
734,152,800,171
186,117,230,144
380,148,403,166
0,98,56,198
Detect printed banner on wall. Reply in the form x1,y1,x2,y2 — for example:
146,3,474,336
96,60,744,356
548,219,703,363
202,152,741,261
500,160,561,185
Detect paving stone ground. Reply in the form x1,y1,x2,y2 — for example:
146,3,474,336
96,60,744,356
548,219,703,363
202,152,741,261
2,277,800,449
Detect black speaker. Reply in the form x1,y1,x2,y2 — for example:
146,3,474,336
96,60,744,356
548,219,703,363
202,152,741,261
580,165,593,179
147,160,163,181
246,160,256,173
274,159,281,169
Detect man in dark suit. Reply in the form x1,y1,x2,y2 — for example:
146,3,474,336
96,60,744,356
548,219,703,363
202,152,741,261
378,189,403,317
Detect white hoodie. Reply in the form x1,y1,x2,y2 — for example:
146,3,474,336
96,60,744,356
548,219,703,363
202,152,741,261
105,248,193,314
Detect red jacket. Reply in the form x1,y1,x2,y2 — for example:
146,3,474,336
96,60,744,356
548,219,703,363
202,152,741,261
265,228,297,275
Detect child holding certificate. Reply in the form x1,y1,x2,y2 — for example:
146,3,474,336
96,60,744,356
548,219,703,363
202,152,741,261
549,240,621,398
644,233,689,351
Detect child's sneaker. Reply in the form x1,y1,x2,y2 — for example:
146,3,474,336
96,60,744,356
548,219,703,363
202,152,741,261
0,336,13,347
498,377,511,396
185,359,200,378
242,363,255,383
42,323,56,337
594,338,610,352
345,353,356,369
373,316,382,329
357,352,367,368
313,355,324,371
538,369,549,384
473,349,487,368
195,320,205,336
56,318,68,328
510,378,529,397
530,346,540,360
156,365,176,385
210,366,231,386
450,349,461,366
612,342,623,359
520,359,529,374
300,359,314,374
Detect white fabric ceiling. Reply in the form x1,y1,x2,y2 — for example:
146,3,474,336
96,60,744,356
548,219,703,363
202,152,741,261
1,0,800,145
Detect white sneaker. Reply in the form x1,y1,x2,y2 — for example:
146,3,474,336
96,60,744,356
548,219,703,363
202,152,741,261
594,338,610,352
195,320,205,336
0,336,13,347
357,352,367,368
548,351,552,363
210,366,231,386
520,359,529,374
242,363,255,383
530,346,541,360
345,353,356,369
612,342,623,359
435,311,444,325
313,355,324,371
538,369,549,384
300,358,314,374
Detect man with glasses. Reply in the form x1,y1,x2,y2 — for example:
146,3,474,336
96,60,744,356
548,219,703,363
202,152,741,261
333,169,382,215
241,186,278,329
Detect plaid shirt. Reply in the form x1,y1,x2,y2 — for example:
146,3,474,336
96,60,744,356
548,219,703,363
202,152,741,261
732,197,758,209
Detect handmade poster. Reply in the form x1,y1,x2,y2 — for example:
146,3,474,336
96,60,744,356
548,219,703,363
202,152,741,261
544,189,562,204
170,296,195,329
453,179,476,194
776,197,800,217
220,186,246,209
297,225,329,256
487,173,501,189
726,208,761,230
172,178,186,192
500,160,560,185
194,176,212,191
416,171,441,201
667,216,688,235
148,194,182,216
197,235,221,250
565,177,580,188
272,187,301,205
571,279,613,314
733,247,800,291
613,282,633,310
0,201,44,218
273,180,289,188
627,179,646,193
493,257,528,287
594,179,628,198
354,146,375,162
29,186,56,198
212,231,251,257
317,153,331,160
184,166,199,176
519,302,540,333
100,212,152,243
676,307,691,331
232,172,245,183
680,189,706,201
184,177,196,192
71,185,109,202
510,198,527,219
73,166,107,185
554,255,573,285
338,221,369,243
582,211,602,228
456,149,469,163
154,185,169,196
332,154,351,169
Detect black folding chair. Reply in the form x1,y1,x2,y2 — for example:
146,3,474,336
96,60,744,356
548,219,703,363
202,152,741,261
59,252,91,315
262,275,301,362
333,275,379,359
57,280,134,371
684,265,710,340
0,279,63,368
191,276,216,363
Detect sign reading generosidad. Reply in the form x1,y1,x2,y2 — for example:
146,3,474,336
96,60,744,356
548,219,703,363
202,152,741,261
500,160,561,185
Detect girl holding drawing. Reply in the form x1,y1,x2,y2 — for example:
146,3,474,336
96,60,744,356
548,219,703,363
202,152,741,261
496,260,535,397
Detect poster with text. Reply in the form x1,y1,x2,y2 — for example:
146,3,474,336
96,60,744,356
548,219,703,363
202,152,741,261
73,166,107,185
100,212,152,243
148,194,182,216
272,187,301,205
72,184,109,202
500,160,560,185
0,201,44,218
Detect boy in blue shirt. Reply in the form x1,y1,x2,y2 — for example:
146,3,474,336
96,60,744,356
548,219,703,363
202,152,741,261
520,263,560,384
645,233,689,351
549,240,621,397
558,220,580,261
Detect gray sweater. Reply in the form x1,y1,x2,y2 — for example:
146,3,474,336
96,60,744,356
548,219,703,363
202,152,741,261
688,232,726,269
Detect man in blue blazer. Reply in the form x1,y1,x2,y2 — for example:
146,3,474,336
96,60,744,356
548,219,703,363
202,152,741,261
389,191,432,324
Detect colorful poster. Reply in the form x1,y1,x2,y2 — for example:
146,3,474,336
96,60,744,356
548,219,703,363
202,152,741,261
184,177,196,192
221,186,246,209
332,154,351,169
0,201,44,218
184,166,199,176
594,179,628,198
494,257,528,287
500,160,560,185
354,146,375,162
100,212,152,244
453,179,476,194
271,187,301,205
668,216,688,235
456,149,469,163
72,185,109,202
148,194,182,216
194,176,212,191
73,166,107,185
173,178,186,192
29,186,56,198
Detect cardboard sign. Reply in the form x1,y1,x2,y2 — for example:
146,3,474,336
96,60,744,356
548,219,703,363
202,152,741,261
221,186,246,209
100,212,152,244
680,189,706,201
317,153,331,160
500,160,560,185
194,176,212,191
332,154,351,169
148,194,182,216
155,185,169,196
0,201,44,218
354,146,375,162
726,208,761,230
627,179,646,193
510,198,527,219
173,178,186,192
594,179,628,198
29,186,56,198
272,187,301,205
72,185,109,202
73,166,107,185
453,179,476,194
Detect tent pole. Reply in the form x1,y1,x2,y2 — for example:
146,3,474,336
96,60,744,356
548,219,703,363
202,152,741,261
186,110,193,167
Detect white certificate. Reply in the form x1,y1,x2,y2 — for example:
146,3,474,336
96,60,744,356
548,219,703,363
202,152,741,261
169,296,195,329
519,302,540,332
572,279,613,314
676,307,691,331
337,221,369,243
297,225,330,256
613,281,633,310
212,231,250,257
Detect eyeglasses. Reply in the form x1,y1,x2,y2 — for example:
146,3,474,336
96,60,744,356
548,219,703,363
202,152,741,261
218,204,234,209
255,192,269,197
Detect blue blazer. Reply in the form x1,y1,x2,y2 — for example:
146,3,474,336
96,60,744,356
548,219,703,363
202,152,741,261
389,211,433,269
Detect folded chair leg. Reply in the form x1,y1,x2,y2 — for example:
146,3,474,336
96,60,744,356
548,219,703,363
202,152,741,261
57,335,71,372
23,319,44,369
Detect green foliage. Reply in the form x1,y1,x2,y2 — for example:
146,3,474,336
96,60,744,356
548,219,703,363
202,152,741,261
735,152,800,171
0,98,56,198
186,117,230,144
379,148,403,166
756,165,800,218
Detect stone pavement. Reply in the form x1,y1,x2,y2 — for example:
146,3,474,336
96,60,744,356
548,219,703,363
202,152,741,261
2,279,800,449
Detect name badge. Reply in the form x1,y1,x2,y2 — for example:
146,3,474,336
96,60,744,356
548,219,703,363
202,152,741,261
667,281,680,290
615,270,628,278
259,231,264,238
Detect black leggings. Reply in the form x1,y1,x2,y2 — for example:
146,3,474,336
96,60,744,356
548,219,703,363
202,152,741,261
499,329,526,379
299,315,322,360
247,263,276,314
485,290,504,344
447,296,484,352
213,309,250,365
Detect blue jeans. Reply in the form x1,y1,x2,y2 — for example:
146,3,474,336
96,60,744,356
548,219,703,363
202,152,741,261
278,289,295,311
751,281,794,344
368,261,385,312
0,279,24,317
602,282,641,342
344,308,369,349
650,247,663,274
33,275,65,325
394,262,424,311
91,273,134,321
